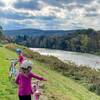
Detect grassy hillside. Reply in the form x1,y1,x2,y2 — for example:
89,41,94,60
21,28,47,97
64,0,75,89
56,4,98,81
0,46,100,100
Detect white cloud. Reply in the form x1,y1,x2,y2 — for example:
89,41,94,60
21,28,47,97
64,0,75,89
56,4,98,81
0,0,100,30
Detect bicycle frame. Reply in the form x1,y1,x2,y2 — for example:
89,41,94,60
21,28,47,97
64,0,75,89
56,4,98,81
9,59,18,79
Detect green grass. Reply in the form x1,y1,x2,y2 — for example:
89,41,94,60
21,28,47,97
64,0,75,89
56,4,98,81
0,46,100,100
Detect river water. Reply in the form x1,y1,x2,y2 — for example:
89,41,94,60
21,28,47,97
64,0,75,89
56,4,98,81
30,48,100,69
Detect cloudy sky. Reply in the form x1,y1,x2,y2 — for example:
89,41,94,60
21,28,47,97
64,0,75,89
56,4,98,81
0,0,100,30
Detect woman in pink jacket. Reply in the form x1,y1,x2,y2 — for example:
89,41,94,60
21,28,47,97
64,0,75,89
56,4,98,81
15,60,46,100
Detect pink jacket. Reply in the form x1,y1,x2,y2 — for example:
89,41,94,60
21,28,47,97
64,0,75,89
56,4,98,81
15,72,45,96
18,54,25,64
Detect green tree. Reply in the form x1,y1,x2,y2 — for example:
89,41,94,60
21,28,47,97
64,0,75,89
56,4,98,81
0,26,3,39
0,26,3,36
80,34,89,52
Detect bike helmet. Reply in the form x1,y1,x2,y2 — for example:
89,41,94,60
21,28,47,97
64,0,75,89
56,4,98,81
20,60,33,69
16,48,22,53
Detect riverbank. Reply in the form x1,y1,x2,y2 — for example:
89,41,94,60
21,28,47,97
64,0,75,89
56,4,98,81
30,48,100,69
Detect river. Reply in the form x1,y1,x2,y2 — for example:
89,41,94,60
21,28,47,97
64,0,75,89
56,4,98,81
30,48,100,69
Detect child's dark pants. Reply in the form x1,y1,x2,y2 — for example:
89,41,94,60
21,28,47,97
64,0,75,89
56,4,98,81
19,95,31,100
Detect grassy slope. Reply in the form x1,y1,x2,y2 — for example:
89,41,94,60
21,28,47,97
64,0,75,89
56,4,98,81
0,46,100,100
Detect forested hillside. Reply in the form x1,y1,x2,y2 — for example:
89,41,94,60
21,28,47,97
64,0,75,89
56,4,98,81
13,29,100,55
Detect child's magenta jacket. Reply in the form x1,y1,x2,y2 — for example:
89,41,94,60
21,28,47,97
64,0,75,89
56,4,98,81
15,72,45,96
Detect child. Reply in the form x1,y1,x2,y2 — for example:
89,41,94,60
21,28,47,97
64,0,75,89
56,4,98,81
15,60,46,100
16,49,26,65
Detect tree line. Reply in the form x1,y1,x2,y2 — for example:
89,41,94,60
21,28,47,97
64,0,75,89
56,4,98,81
13,28,100,55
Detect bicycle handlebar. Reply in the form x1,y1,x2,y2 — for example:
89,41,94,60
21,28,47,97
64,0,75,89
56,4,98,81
32,80,47,86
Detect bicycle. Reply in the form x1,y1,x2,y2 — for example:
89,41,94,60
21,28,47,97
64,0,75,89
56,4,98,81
32,80,45,100
9,59,18,80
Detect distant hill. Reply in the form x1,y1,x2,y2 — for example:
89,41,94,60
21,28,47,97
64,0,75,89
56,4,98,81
9,28,100,55
4,28,100,55
4,28,78,37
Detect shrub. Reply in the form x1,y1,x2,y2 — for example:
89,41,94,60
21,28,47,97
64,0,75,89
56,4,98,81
88,84,96,92
95,84,100,95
